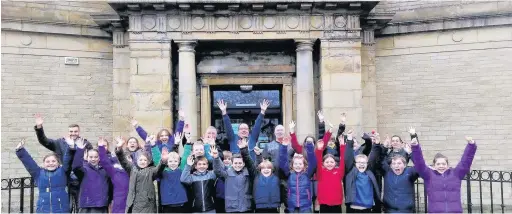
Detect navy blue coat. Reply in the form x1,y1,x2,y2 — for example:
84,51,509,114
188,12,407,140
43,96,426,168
253,174,280,209
16,147,71,213
160,169,188,205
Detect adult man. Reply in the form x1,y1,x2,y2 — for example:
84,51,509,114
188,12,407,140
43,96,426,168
216,99,270,160
33,113,92,213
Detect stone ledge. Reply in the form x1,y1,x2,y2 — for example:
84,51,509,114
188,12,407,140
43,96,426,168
1,19,111,38
380,13,512,35
376,40,512,57
1,46,113,59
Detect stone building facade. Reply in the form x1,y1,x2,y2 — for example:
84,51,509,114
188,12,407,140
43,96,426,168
2,0,512,210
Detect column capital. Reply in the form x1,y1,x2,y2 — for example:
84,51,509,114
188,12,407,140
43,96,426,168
176,40,197,53
295,39,314,52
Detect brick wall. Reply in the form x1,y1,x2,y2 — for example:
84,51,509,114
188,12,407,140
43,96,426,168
375,26,512,171
1,30,113,179
373,0,482,13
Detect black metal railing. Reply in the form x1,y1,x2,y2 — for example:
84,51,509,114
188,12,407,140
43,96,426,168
2,170,512,213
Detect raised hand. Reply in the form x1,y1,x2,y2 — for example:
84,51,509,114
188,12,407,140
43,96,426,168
260,99,271,114
75,138,85,149
281,136,290,146
238,138,248,149
404,142,412,154
289,120,296,134
146,135,157,146
408,127,416,135
340,113,347,125
217,100,228,115
187,155,195,166
174,132,183,144
466,136,475,144
316,139,325,150
327,121,334,132
210,145,219,158
115,136,126,148
410,137,419,146
16,139,25,150
131,117,139,128
254,146,262,156
338,134,345,145
65,136,75,148
178,109,185,120
98,137,107,147
373,132,381,145
346,129,354,140
317,110,325,123
161,147,170,161
383,134,391,148
34,113,44,128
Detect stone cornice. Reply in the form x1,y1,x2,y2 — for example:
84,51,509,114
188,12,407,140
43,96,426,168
380,13,512,35
1,19,111,38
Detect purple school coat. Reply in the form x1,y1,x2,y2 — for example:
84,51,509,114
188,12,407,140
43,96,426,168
99,146,129,213
72,148,109,208
411,143,477,213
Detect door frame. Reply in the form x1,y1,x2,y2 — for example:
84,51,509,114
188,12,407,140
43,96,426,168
199,74,294,136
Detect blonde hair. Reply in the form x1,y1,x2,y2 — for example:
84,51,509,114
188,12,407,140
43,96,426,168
168,152,180,161
258,160,274,171
355,154,368,162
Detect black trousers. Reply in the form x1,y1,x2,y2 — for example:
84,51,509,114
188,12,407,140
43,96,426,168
255,208,279,213
78,207,108,213
161,205,188,213
319,205,342,213
215,198,226,213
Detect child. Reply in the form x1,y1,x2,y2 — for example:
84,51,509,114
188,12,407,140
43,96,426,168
411,136,477,213
252,159,280,213
180,154,217,213
72,144,109,213
213,139,254,213
152,133,188,213
371,133,419,213
344,130,381,213
115,136,168,213
316,130,346,213
132,109,185,152
180,141,212,170
16,139,71,213
280,136,317,213
98,138,129,214
215,150,232,213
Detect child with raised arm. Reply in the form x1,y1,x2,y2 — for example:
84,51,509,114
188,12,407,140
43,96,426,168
316,129,346,213
410,136,477,213
72,141,109,213
16,139,71,213
132,109,186,152
280,136,317,213
344,130,381,213
215,150,232,213
180,151,217,213
97,137,129,214
213,138,254,213
252,146,281,213
152,132,188,213
115,136,168,213
371,131,419,213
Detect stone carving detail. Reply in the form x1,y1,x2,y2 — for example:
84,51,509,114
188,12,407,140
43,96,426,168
239,16,252,29
310,16,324,29
142,15,156,30
168,16,181,29
192,17,205,30
287,16,299,29
20,35,32,46
263,16,276,29
334,15,347,28
157,14,166,32
129,15,142,33
216,16,229,29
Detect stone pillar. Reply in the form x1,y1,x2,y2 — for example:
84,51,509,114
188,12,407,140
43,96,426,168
295,39,316,141
112,25,131,148
361,30,378,132
319,39,363,133
129,39,173,141
176,40,198,140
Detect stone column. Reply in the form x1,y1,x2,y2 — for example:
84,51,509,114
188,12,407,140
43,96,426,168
112,24,131,149
129,39,173,140
319,39,363,133
361,30,378,132
295,40,315,142
176,40,199,140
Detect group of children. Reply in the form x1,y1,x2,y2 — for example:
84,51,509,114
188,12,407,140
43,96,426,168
16,99,477,213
